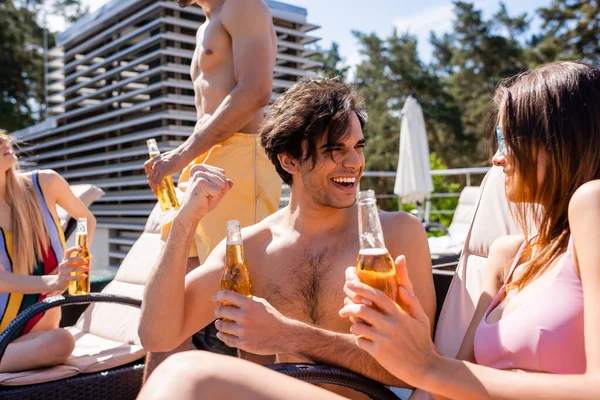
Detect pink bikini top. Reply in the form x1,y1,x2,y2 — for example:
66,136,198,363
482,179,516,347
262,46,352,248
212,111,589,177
473,238,585,374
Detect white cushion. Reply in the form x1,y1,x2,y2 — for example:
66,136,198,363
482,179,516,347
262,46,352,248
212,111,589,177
0,365,79,386
0,326,144,386
64,326,144,374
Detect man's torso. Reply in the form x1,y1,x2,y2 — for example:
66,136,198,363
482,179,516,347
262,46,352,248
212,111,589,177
246,218,360,339
191,5,277,134
242,211,401,399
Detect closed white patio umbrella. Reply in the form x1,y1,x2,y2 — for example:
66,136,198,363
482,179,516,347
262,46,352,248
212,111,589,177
393,94,434,206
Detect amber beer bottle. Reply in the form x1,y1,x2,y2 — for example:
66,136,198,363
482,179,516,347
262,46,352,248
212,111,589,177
146,138,179,211
68,218,91,295
355,190,397,300
221,220,252,308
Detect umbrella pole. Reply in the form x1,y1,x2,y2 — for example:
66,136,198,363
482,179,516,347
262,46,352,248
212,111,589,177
424,197,431,223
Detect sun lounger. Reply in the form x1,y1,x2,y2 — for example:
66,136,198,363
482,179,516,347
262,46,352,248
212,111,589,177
427,186,480,268
0,202,170,400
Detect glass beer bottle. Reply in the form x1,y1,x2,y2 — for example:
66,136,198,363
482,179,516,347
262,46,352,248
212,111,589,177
68,218,91,296
146,138,179,211
355,190,397,300
220,220,252,309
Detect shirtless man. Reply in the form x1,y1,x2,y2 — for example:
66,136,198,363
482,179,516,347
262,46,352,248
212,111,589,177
145,0,281,261
139,79,436,397
143,0,281,377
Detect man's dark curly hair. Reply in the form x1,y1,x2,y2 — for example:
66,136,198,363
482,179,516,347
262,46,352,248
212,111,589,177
259,78,367,185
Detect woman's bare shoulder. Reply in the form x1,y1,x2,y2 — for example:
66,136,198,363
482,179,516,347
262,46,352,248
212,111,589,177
488,234,526,281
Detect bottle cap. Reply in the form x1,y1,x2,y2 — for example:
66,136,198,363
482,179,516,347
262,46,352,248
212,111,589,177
147,138,159,153
227,220,241,230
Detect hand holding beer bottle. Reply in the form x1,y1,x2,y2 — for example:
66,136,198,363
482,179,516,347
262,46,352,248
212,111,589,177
146,139,179,211
355,190,397,302
220,220,252,320
68,218,91,296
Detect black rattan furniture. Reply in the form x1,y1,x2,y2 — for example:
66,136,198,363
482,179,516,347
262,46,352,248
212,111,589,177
266,363,399,400
0,294,144,400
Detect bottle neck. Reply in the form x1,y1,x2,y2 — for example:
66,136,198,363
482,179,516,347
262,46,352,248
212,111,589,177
76,232,89,249
226,228,242,244
358,201,386,250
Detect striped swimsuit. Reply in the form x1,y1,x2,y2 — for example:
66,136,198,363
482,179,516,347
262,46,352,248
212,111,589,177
0,171,66,336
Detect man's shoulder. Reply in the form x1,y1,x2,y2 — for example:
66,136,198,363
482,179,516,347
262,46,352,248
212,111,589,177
221,0,270,19
221,0,272,29
379,210,424,235
379,210,428,254
223,0,269,11
240,208,285,242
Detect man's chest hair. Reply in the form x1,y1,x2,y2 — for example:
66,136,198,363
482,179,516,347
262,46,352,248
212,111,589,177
261,246,355,325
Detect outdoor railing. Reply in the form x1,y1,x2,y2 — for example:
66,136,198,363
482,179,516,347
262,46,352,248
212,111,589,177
280,166,491,223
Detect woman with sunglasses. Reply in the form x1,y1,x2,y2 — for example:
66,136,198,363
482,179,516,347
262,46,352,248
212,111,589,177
338,60,600,399
0,131,96,373
139,60,600,399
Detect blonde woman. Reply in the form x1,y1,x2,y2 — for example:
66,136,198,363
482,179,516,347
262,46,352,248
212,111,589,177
0,131,96,373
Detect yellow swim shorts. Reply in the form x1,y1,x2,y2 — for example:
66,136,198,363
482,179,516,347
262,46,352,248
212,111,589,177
161,133,282,262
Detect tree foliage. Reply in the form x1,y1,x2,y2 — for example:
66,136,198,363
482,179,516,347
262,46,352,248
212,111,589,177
314,0,597,171
531,0,600,65
0,0,87,131
310,42,350,81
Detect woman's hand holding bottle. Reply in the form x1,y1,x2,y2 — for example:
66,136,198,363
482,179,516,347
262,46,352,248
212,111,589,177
339,255,438,386
44,246,90,295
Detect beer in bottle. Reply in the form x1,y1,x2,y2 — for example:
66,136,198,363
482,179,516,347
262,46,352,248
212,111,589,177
355,190,397,300
68,218,91,295
221,220,252,306
146,138,179,211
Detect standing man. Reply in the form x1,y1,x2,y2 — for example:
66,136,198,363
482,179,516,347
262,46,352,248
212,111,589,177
145,0,281,259
143,0,281,376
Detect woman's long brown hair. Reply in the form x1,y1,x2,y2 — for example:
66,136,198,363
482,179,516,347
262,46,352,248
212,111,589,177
494,61,600,291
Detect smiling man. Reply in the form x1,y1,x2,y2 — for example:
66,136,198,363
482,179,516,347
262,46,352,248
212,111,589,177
139,78,435,397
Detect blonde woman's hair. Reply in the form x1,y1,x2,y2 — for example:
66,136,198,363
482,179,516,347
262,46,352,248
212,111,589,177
0,130,49,275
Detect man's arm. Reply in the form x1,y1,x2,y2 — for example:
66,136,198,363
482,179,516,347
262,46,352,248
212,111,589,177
138,165,232,352
286,322,408,387
213,292,408,387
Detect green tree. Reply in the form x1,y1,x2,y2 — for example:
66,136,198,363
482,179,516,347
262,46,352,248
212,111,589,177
52,0,89,23
430,1,529,165
352,29,464,173
311,42,350,80
530,0,600,65
351,30,464,210
399,153,462,229
0,0,87,131
0,1,47,131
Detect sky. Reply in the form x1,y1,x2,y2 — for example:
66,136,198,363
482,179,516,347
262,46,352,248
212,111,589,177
53,0,551,69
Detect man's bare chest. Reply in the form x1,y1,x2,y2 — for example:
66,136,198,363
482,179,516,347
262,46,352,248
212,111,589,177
191,19,231,78
249,244,359,332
